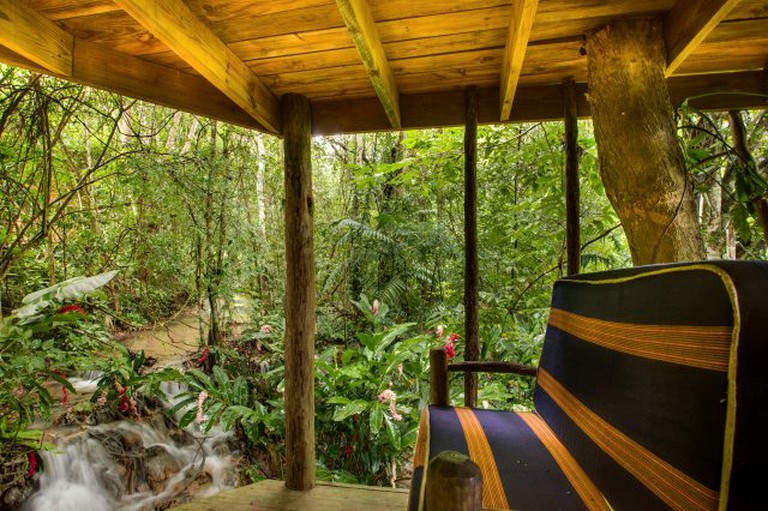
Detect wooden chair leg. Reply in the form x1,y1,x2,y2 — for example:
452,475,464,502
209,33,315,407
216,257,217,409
426,451,483,511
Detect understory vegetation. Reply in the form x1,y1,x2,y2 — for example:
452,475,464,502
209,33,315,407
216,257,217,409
1,67,766,491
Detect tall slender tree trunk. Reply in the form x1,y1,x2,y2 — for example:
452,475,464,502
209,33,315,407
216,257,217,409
587,19,705,264
729,110,768,245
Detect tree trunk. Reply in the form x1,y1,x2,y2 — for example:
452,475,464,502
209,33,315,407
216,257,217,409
587,19,705,264
728,110,768,245
463,87,479,408
282,94,316,491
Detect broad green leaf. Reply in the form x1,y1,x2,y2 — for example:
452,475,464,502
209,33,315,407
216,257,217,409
332,400,369,422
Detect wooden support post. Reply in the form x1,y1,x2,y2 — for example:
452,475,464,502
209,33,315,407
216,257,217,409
282,93,316,491
426,451,483,511
563,78,580,276
430,347,449,407
587,20,705,264
463,87,479,408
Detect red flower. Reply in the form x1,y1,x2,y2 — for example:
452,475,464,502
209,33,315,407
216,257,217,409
27,452,37,477
344,444,353,456
58,304,86,315
445,342,455,359
62,386,68,405
117,385,129,413
197,346,209,365
449,333,459,342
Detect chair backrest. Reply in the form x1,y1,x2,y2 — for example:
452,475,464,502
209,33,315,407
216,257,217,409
534,261,768,511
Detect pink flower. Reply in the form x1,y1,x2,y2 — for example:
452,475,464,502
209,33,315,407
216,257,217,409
449,333,459,343
378,386,402,421
196,391,208,424
96,392,108,407
58,304,86,315
61,386,68,405
436,325,445,339
445,341,455,359
389,400,402,421
260,324,273,334
372,299,380,317
378,388,395,403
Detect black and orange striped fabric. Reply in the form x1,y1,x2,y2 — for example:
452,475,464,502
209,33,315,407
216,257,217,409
536,261,768,510
408,406,610,511
409,261,768,511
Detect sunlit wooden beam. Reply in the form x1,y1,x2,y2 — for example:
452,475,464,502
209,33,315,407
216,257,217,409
0,41,265,131
0,0,73,76
500,0,538,121
336,0,401,128
114,0,280,133
664,0,742,76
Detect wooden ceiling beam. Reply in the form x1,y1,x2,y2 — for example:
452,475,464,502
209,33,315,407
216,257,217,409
336,0,401,128
113,0,280,133
0,41,265,131
499,0,539,121
0,0,73,76
313,70,767,134
664,0,742,77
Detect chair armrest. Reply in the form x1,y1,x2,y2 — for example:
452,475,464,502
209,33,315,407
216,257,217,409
430,347,537,406
448,360,537,377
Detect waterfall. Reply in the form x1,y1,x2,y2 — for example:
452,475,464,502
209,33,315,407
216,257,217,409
23,384,238,511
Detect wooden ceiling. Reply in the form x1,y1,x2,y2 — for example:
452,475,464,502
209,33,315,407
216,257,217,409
0,0,767,135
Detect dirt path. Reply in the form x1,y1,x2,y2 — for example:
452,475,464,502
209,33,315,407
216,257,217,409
119,309,207,367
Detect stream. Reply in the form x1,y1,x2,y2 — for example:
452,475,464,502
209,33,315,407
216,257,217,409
19,309,246,511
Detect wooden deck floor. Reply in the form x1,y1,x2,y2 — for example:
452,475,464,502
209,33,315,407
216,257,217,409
171,480,409,511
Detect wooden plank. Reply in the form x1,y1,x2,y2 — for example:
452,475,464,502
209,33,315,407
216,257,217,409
0,39,264,131
500,0,538,120
112,0,280,133
664,0,743,76
0,0,73,75
336,0,401,128
282,94,316,491
675,18,768,74
311,70,766,134
169,480,407,511
29,0,119,21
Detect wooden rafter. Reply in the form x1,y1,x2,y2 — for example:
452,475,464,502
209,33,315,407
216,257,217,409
336,0,401,128
500,0,538,121
113,0,280,133
0,41,264,131
0,0,73,76
664,0,743,76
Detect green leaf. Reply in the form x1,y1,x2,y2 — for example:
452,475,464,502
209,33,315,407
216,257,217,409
369,404,383,434
232,376,248,407
213,365,230,393
332,400,369,422
178,408,198,429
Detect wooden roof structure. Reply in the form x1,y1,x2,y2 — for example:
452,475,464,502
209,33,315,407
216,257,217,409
1,0,767,136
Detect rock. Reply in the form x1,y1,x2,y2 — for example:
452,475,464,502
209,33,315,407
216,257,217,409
1,483,33,510
144,445,182,492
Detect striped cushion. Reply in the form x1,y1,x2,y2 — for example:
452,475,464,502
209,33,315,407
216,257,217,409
409,406,609,511
536,262,767,511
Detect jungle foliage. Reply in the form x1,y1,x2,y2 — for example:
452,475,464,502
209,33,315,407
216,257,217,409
1,66,766,487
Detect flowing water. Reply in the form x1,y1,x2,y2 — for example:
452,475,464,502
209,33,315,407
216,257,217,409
21,307,248,511
24,380,239,511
